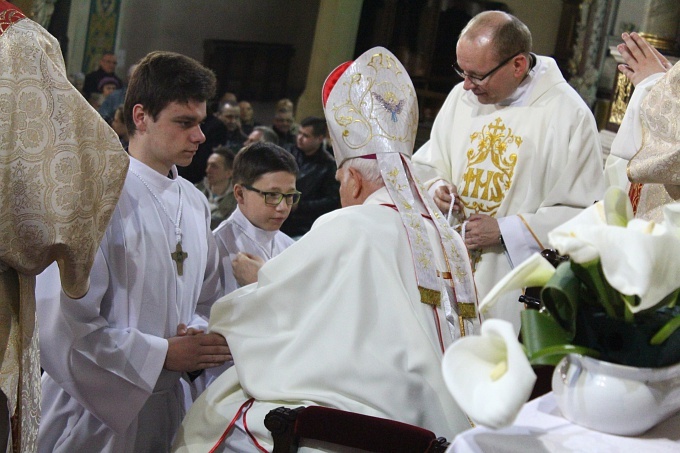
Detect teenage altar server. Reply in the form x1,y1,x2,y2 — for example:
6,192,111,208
36,51,231,453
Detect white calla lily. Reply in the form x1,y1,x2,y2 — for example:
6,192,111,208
546,188,680,312
442,319,536,429
479,253,556,315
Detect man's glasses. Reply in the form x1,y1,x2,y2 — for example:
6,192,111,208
452,52,520,85
243,185,301,206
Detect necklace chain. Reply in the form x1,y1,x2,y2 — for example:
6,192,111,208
131,169,183,244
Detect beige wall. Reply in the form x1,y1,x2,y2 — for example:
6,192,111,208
504,0,563,57
68,0,321,99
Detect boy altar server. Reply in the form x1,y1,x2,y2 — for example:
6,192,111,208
214,141,300,295
36,51,231,453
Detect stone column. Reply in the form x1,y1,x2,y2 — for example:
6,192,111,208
296,0,363,121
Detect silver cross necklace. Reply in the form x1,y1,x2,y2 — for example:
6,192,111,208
131,169,188,276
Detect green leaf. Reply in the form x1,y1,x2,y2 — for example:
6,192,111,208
540,262,581,334
650,314,680,345
571,260,623,319
521,310,570,365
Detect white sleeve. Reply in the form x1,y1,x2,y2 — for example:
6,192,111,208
610,72,665,160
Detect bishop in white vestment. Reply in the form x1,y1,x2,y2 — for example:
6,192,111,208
173,46,478,452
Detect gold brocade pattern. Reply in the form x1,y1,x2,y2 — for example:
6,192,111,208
609,71,634,127
628,61,680,220
459,117,519,217
0,14,129,452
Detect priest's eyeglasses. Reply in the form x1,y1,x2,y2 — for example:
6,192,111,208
243,185,302,206
453,52,520,85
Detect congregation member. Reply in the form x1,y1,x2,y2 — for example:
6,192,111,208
412,10,604,332
99,63,138,123
36,51,231,453
173,46,477,452
271,108,297,150
280,116,340,238
82,50,122,102
0,2,128,450
238,100,261,135
195,146,238,229
217,102,248,151
243,125,279,146
609,31,679,221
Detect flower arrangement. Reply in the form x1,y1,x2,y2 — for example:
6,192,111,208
442,187,680,429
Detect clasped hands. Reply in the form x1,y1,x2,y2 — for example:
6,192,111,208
434,183,501,250
164,323,232,372
617,32,672,87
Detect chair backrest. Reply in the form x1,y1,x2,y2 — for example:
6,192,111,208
265,406,450,453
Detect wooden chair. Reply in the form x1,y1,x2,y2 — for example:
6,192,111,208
264,406,450,453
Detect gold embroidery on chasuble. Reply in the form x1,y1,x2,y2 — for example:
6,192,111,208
459,117,520,216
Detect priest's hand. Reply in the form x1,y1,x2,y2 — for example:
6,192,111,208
464,214,501,250
164,332,232,372
433,183,464,216
617,32,672,86
232,252,265,287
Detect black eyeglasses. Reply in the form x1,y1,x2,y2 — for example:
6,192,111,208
243,184,301,206
453,52,521,85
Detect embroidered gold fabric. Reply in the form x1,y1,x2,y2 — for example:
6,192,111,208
628,62,680,221
459,117,519,216
0,12,129,451
324,47,477,334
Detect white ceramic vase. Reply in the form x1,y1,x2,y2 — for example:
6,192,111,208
552,354,680,436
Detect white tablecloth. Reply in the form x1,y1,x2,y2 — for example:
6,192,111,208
447,392,680,452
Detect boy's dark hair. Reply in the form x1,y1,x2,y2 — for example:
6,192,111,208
124,51,216,136
299,116,327,137
232,142,298,186
211,146,236,170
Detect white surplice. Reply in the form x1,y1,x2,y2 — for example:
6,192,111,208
213,206,295,295
36,157,221,453
172,187,472,452
412,56,604,331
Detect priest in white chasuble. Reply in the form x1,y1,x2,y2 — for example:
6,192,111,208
35,51,231,453
173,46,478,453
412,11,605,332
0,2,129,451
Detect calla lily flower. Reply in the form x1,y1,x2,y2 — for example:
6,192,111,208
549,187,680,313
442,319,536,429
479,253,556,316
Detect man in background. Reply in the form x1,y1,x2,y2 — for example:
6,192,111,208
195,146,238,229
280,116,340,238
82,51,122,102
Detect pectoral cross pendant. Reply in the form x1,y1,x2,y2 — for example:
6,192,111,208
170,242,188,276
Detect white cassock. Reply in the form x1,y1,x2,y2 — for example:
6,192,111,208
412,55,604,331
172,187,472,452
191,207,296,395
36,157,221,453
214,206,295,295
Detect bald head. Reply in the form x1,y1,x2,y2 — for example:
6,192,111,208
459,11,532,61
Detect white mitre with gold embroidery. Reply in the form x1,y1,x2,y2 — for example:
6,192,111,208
322,47,478,335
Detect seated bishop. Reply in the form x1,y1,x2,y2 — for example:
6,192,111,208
172,46,480,452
